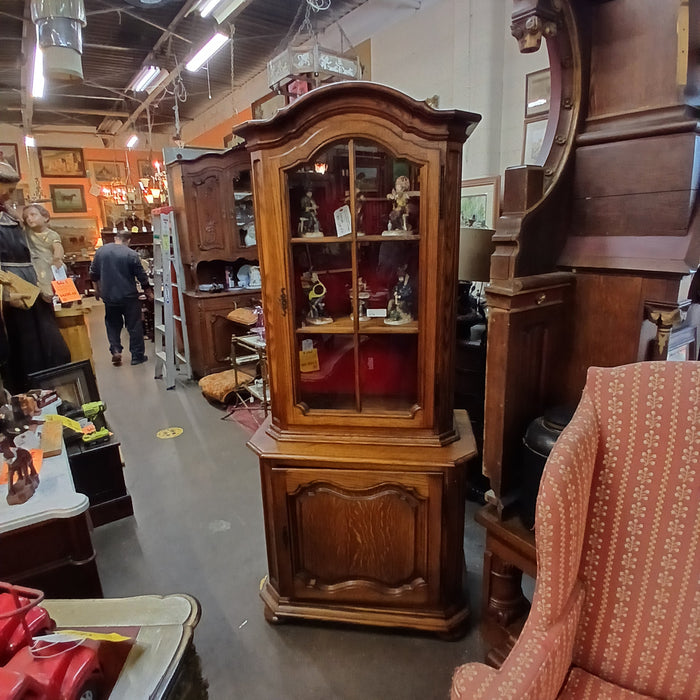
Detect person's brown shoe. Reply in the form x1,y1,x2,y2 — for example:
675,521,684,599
112,353,122,366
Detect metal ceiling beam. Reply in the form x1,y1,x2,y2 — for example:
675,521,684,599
7,106,130,117
83,42,137,52
47,92,124,101
117,0,202,136
90,1,193,44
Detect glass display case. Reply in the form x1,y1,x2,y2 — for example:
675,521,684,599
238,82,481,636
287,140,421,413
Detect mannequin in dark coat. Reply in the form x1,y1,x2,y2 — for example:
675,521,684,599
0,162,70,393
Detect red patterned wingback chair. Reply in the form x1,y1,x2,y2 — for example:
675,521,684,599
452,361,700,699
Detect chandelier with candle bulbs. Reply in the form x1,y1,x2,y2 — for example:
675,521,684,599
138,160,168,205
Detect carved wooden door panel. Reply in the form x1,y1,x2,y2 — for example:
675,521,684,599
185,169,231,258
269,466,443,606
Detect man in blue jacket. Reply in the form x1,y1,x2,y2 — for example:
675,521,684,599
90,231,153,366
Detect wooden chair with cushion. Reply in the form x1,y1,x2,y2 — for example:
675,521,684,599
452,361,700,699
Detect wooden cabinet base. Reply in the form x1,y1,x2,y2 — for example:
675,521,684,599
260,577,470,638
250,411,477,638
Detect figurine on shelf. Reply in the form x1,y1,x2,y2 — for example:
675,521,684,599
348,277,371,322
305,272,333,325
384,175,413,235
385,266,414,325
298,190,323,238
345,174,367,236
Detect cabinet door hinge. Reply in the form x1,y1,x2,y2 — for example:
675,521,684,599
279,287,288,316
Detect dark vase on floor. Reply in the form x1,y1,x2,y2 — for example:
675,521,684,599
519,405,575,529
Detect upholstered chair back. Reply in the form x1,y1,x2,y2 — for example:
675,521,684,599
555,362,700,698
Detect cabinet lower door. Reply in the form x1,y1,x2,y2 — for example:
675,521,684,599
267,466,443,606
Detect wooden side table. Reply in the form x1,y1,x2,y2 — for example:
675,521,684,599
44,593,206,699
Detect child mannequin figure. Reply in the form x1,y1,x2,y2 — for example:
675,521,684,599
22,204,66,302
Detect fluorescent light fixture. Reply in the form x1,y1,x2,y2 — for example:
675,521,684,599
32,45,44,99
197,0,247,22
126,134,139,148
128,65,167,93
185,32,229,72
24,136,36,147
197,0,223,17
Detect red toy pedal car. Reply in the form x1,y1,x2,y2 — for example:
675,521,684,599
0,584,54,666
0,582,103,700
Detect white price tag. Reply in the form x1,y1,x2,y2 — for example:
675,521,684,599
366,308,387,318
334,205,353,237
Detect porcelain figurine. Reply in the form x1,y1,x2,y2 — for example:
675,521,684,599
349,277,371,321
384,175,412,235
345,174,367,236
306,272,333,325
384,267,414,325
298,190,323,238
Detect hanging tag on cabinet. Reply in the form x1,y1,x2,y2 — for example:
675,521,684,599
334,205,352,237
299,340,320,372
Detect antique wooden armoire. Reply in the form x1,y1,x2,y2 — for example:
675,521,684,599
478,0,699,661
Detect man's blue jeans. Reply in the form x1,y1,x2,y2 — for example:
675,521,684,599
104,297,145,360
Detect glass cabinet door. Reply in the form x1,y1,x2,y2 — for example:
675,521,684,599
287,139,422,414
232,168,256,249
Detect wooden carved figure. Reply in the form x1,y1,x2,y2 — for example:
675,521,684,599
3,437,39,505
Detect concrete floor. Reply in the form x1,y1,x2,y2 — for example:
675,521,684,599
85,301,491,699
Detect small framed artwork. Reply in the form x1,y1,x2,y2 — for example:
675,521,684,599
460,176,500,229
251,92,287,120
27,360,100,410
525,68,551,118
522,118,548,165
0,144,20,176
50,184,87,214
88,160,126,183
38,147,86,177
138,160,157,179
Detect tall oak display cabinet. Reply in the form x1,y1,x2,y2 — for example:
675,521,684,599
237,82,481,636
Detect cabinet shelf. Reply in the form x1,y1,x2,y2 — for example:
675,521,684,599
291,233,420,244
297,316,418,334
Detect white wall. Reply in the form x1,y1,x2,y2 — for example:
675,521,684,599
177,0,550,184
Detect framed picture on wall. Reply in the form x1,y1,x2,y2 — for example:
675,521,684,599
522,118,548,165
88,160,126,183
38,147,86,177
0,144,20,176
50,184,87,214
525,68,551,118
137,160,154,179
460,176,500,229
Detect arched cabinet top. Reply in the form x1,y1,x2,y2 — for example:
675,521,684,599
235,81,481,151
